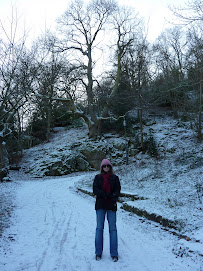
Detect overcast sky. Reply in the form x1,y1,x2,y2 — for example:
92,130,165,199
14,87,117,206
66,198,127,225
0,0,187,44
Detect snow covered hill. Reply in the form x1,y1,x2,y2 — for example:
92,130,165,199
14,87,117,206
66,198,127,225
0,115,203,270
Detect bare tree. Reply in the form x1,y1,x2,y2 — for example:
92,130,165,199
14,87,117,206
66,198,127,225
110,6,139,97
170,0,202,138
0,8,28,180
152,27,187,118
97,6,142,133
57,0,117,138
23,31,87,145
34,34,64,141
170,0,203,27
187,29,203,139
57,1,145,139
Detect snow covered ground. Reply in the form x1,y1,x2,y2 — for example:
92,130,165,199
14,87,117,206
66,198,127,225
0,173,202,271
0,116,203,270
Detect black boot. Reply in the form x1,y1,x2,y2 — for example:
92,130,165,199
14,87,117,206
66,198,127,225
96,255,102,261
112,256,118,262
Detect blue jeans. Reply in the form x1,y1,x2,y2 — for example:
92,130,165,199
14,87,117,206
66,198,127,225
95,209,118,257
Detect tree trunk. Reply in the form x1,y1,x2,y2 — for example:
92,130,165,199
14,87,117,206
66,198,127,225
46,102,52,142
0,137,9,181
138,104,144,150
99,51,122,134
198,70,202,140
88,120,101,139
137,51,144,151
87,45,97,124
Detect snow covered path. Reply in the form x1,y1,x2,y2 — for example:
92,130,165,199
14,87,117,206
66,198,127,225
0,175,201,271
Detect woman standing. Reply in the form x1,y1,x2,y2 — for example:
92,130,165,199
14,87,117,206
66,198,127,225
93,159,121,262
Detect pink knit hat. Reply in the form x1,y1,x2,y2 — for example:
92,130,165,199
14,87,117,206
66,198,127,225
100,159,112,169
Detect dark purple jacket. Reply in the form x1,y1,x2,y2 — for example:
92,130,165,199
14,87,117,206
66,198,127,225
93,174,121,211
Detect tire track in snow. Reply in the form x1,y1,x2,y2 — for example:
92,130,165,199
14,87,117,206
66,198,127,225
36,210,73,271
34,180,76,271
33,179,93,271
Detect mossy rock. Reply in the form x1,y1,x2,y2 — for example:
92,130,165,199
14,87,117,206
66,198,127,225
80,144,107,170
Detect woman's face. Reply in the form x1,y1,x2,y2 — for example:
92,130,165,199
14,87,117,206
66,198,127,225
102,165,111,173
